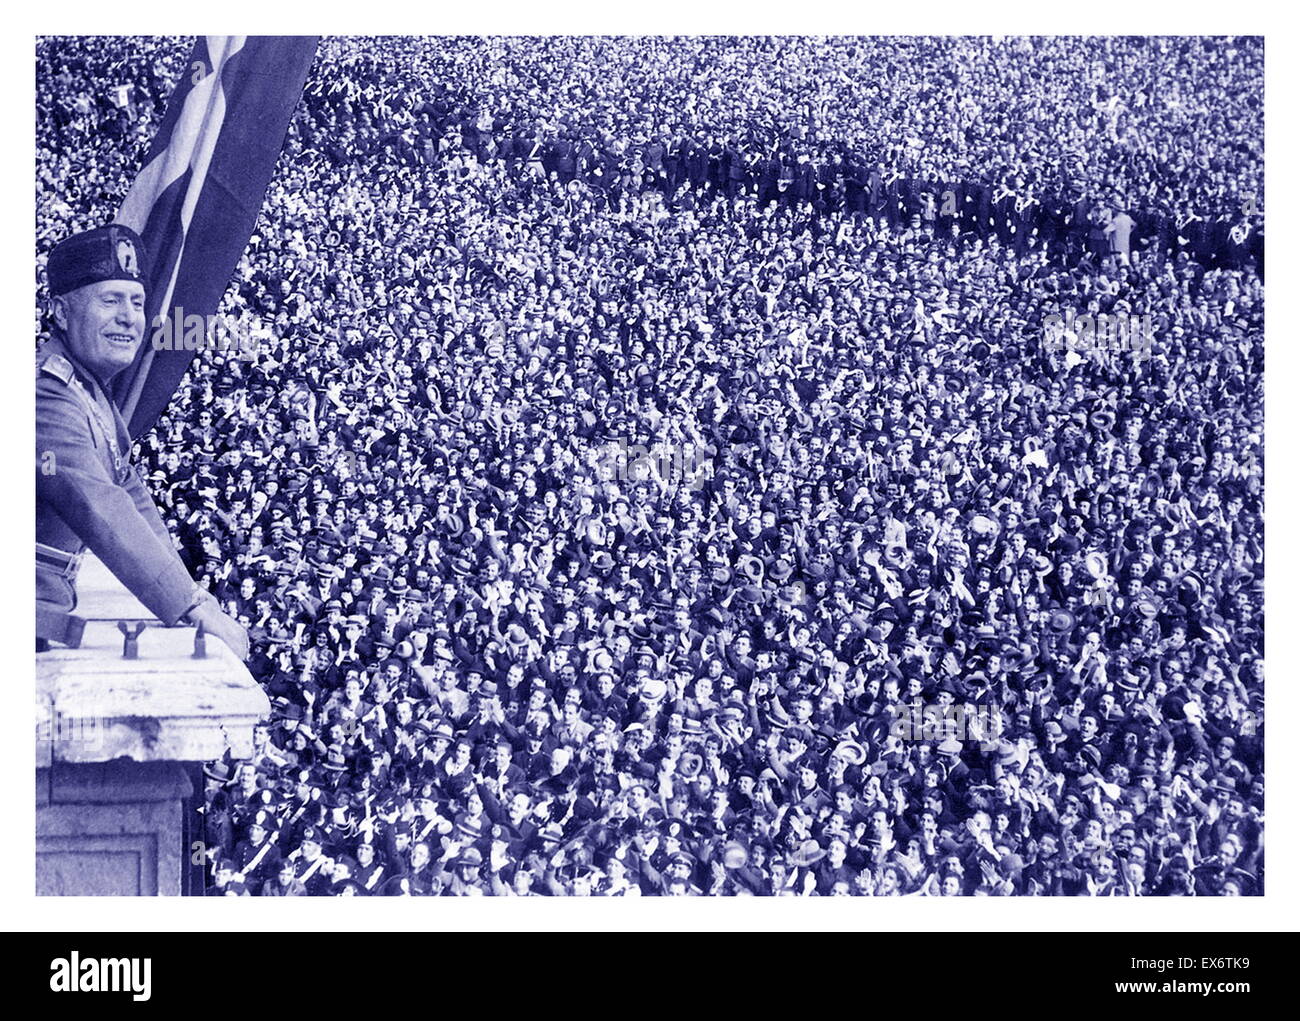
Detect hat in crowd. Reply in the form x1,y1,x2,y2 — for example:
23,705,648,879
249,809,276,833
323,744,348,771
677,751,705,780
457,847,484,868
789,839,826,867
721,841,750,869
996,742,1022,768
737,555,765,583
661,818,694,842
832,740,868,766
1048,610,1076,634
204,760,233,784
765,701,792,731
640,679,668,702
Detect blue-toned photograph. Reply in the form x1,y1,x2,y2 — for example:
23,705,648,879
35,35,1263,899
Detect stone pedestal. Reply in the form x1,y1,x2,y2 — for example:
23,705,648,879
36,761,192,896
36,556,268,896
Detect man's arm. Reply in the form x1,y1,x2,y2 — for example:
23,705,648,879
38,380,199,623
37,381,248,657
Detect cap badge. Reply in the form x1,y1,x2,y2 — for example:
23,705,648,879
116,238,139,277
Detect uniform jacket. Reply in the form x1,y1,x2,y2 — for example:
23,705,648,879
37,336,199,624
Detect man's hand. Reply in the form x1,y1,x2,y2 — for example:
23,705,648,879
189,599,250,661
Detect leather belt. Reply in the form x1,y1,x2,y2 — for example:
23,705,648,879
36,541,84,580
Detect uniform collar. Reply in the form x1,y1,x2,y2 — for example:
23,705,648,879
43,334,114,393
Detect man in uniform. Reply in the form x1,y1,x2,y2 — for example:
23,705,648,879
262,858,306,897
353,836,388,894
290,826,335,895
36,224,248,658
233,808,283,895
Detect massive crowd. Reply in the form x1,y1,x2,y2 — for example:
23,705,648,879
37,35,1264,896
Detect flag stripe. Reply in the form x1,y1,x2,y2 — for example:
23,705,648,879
112,35,317,437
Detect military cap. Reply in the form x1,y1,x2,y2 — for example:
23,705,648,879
249,809,276,831
47,224,148,297
457,847,484,868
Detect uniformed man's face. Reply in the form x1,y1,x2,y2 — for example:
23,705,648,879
56,280,147,379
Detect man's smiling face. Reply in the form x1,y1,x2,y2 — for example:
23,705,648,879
55,278,147,380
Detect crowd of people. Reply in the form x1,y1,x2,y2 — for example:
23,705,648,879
301,36,1264,273
37,35,1264,896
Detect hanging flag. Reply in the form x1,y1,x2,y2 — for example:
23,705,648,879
112,35,318,437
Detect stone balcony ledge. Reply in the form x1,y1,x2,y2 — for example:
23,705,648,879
36,555,269,767
36,555,268,895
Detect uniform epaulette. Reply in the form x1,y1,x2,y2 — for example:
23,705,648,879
38,353,76,385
